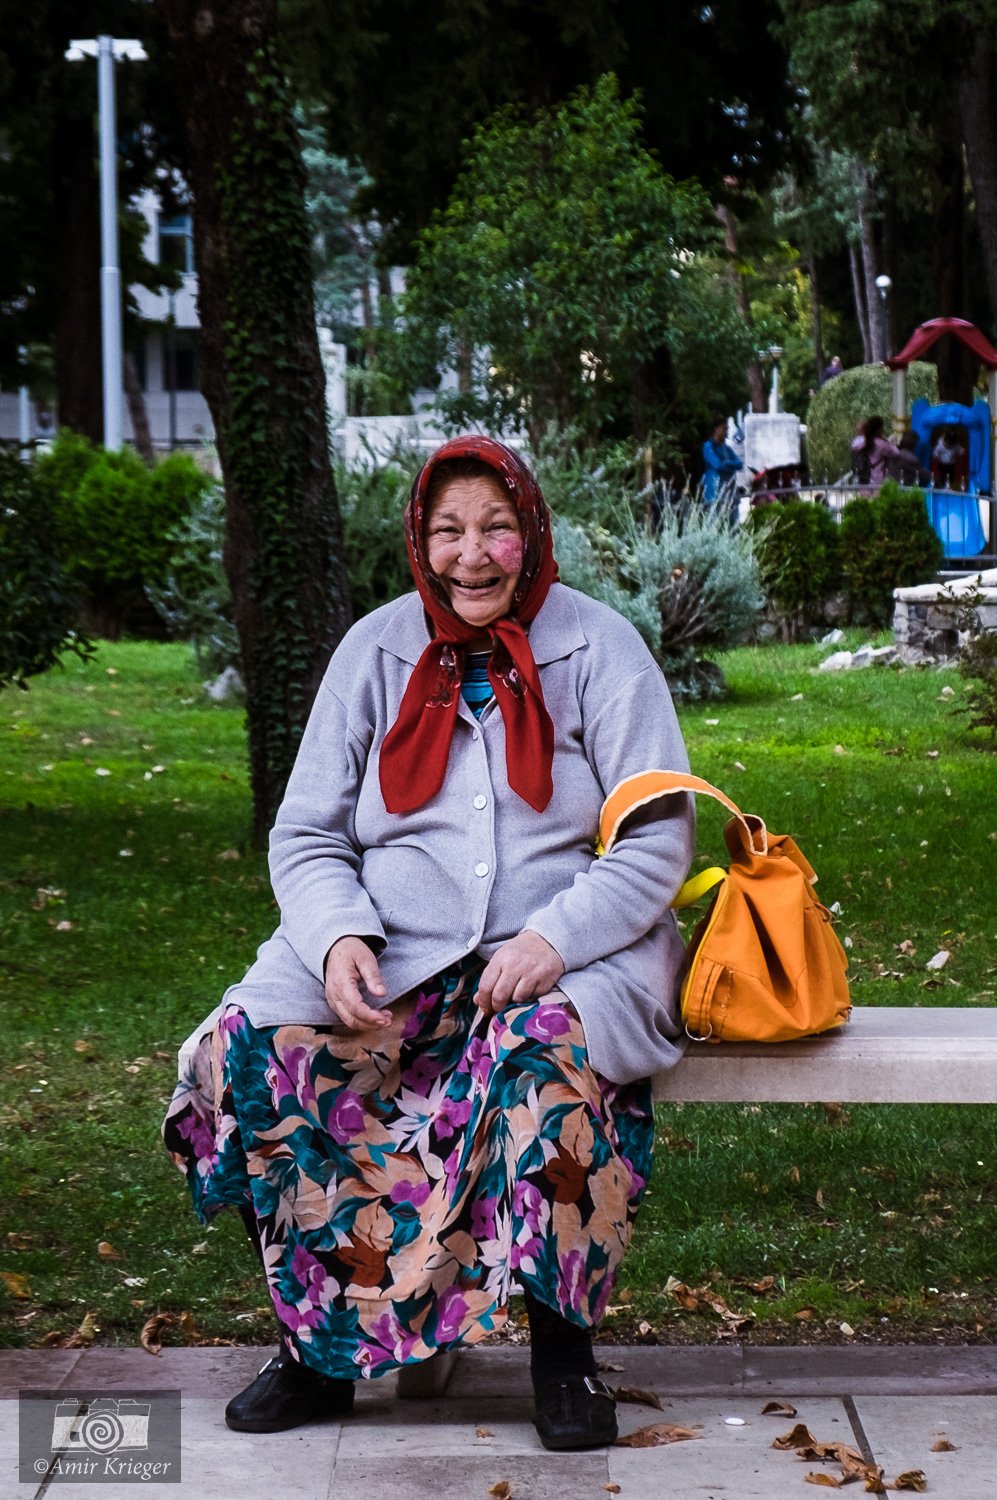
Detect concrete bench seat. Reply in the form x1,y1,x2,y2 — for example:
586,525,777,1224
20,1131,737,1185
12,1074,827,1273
652,1006,997,1104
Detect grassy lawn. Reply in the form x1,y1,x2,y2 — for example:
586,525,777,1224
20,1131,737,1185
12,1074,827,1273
1,635,994,1352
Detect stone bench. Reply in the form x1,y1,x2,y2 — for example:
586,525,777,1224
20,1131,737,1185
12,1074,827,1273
399,1006,996,1399
653,1005,997,1104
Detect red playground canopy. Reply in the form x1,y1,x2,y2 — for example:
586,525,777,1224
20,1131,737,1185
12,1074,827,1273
885,317,997,372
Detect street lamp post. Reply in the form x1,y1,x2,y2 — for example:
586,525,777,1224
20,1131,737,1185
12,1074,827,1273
65,36,147,450
875,275,904,440
765,345,783,415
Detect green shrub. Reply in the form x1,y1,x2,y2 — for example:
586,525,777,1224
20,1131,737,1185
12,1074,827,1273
336,456,413,616
839,480,943,625
748,499,842,641
147,481,240,678
952,587,997,743
33,435,211,636
805,361,938,483
0,451,92,690
555,498,764,699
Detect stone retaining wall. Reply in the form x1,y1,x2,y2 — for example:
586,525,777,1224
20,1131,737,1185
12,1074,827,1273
893,568,997,664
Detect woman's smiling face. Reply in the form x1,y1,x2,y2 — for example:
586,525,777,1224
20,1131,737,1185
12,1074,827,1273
425,475,524,629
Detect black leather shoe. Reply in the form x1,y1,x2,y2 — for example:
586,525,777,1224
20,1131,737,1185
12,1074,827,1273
534,1375,618,1451
224,1346,355,1433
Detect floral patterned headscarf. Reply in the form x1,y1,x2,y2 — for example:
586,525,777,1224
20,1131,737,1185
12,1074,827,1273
378,435,558,814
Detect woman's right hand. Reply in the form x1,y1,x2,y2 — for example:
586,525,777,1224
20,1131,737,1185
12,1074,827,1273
323,937,391,1030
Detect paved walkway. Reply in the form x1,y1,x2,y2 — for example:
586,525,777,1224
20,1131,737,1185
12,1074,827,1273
3,1344,996,1498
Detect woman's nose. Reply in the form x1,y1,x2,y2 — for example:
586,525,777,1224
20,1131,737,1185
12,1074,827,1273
459,530,488,565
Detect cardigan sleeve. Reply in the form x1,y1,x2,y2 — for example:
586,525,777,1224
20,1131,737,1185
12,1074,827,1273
267,675,387,982
521,663,694,972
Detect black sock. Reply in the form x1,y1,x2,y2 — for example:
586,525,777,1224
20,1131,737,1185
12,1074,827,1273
524,1289,597,1390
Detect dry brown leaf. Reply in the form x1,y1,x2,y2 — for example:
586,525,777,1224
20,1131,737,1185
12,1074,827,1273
794,1307,816,1322
860,1468,887,1494
604,1487,622,1495
612,1384,663,1410
73,1040,92,1053
887,1473,927,1493
748,1275,776,1294
772,1422,818,1450
62,1311,99,1348
761,1400,797,1417
475,1427,493,1439
930,1438,957,1452
5,1231,33,1251
0,1270,32,1299
96,1240,121,1261
487,1482,513,1499
39,1330,68,1347
614,1422,701,1448
788,1165,801,1184
804,1476,842,1489
140,1311,176,1355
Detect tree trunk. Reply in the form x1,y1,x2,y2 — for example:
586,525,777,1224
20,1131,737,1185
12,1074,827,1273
808,251,825,388
956,34,997,331
857,186,884,363
155,0,352,846
52,120,103,441
124,351,156,462
848,242,872,364
715,202,767,411
931,130,972,403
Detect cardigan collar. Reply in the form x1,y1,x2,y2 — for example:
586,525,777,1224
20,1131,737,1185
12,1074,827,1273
376,582,587,667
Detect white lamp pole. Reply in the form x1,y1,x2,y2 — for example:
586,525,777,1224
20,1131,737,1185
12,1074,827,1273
65,37,147,450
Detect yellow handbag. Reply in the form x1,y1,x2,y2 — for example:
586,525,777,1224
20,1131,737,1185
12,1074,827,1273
598,770,851,1043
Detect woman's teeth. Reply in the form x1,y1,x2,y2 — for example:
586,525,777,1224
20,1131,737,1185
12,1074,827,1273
455,578,498,590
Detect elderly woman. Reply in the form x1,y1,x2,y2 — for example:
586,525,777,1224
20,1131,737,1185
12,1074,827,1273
163,436,693,1450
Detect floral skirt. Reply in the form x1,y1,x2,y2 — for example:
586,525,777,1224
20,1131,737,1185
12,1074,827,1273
162,957,654,1381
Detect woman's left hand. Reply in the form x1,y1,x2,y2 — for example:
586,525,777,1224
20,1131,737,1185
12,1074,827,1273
476,930,565,1016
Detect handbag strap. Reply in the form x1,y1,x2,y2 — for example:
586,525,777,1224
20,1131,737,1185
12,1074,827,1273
598,769,769,859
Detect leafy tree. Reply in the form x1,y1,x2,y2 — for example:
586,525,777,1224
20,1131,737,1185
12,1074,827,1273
282,0,793,262
389,76,753,449
0,452,92,691
155,0,351,845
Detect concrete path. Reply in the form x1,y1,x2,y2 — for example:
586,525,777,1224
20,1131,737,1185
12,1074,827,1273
3,1344,995,1498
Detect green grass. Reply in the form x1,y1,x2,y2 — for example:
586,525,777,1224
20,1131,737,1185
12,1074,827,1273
1,636,994,1351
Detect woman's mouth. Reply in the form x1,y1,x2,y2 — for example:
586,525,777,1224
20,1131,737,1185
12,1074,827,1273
452,577,501,592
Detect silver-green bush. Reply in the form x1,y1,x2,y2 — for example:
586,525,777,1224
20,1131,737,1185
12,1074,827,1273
555,496,764,699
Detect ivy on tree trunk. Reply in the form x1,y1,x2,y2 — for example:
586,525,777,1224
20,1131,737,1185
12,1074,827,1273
154,0,351,846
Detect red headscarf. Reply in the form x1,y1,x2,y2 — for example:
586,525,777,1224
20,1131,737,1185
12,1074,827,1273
378,435,558,814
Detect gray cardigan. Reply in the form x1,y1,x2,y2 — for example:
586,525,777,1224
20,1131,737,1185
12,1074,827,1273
180,584,695,1085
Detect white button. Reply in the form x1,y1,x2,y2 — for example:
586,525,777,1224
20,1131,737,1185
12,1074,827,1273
474,862,489,878
473,794,487,810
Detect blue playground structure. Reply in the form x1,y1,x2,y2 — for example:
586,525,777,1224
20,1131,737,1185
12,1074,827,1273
886,318,997,561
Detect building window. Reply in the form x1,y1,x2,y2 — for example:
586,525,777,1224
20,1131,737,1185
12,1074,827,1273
159,213,194,275
164,329,200,392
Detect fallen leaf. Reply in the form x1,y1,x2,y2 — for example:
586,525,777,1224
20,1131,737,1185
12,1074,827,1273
487,1482,513,1499
97,1241,122,1261
612,1385,663,1410
887,1473,926,1492
794,1308,816,1323
475,1427,493,1439
747,1275,776,1294
73,1040,92,1053
926,950,950,971
637,1319,653,1336
55,920,74,931
216,848,241,861
897,939,916,955
140,1311,176,1355
0,1271,31,1299
63,1311,99,1347
614,1422,701,1448
5,1231,33,1251
772,1423,818,1450
734,760,747,771
930,1438,957,1452
804,1476,842,1489
604,1487,622,1495
761,1401,797,1417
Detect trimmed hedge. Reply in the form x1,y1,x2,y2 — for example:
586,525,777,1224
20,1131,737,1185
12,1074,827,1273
806,361,938,483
